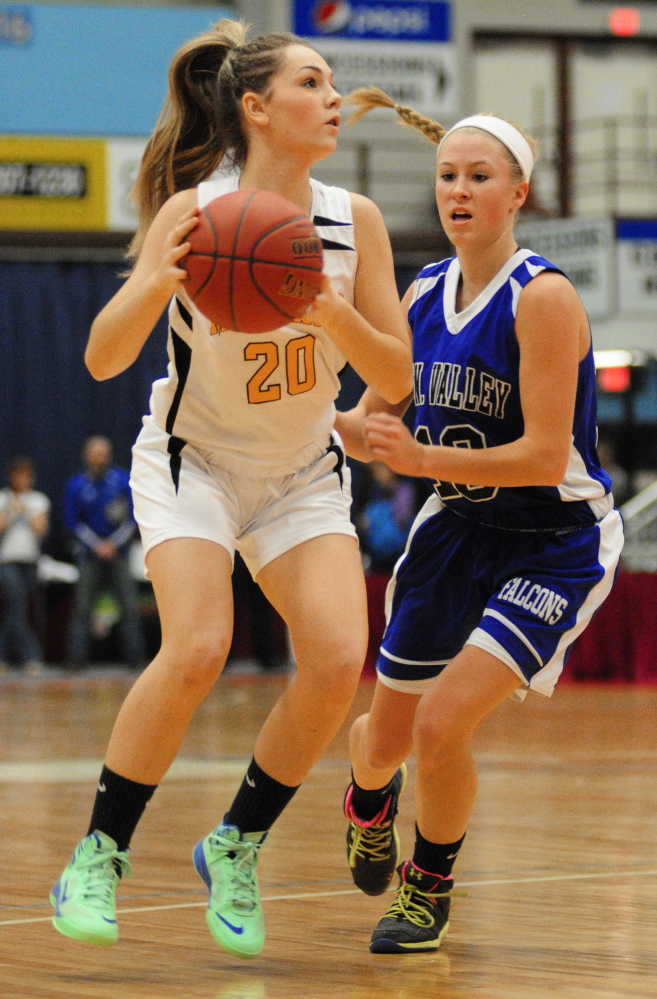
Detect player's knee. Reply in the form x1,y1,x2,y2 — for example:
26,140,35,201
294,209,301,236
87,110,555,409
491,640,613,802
311,647,363,701
299,630,365,678
413,701,472,767
362,735,405,773
175,633,230,691
329,658,363,700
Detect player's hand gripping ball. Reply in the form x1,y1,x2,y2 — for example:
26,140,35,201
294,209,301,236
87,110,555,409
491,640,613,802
182,189,324,334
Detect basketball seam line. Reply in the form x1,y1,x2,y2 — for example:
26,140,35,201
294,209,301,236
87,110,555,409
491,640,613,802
248,257,310,325
230,191,258,332
246,214,321,325
192,205,220,304
249,213,309,256
248,277,307,324
187,253,323,273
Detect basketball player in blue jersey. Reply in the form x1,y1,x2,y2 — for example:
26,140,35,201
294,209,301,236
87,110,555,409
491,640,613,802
49,27,412,958
336,87,624,953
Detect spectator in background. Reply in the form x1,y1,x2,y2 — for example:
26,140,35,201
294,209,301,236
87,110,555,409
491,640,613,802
229,552,287,673
358,462,416,574
64,436,145,668
632,467,657,497
0,456,50,674
597,436,632,506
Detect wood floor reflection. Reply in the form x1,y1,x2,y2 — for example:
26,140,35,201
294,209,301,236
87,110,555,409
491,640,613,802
2,675,657,998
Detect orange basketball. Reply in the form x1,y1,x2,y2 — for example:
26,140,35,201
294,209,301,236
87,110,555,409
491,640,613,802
183,189,324,334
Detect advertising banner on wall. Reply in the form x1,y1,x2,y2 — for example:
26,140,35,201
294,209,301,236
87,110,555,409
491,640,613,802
107,138,147,231
514,216,615,320
617,220,657,315
0,136,106,229
293,1,455,117
0,135,149,231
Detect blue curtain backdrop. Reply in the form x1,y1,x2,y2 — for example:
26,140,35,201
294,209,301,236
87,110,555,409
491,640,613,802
0,262,169,553
0,261,417,555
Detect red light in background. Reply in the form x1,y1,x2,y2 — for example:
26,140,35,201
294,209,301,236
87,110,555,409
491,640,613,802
609,8,640,36
598,366,631,393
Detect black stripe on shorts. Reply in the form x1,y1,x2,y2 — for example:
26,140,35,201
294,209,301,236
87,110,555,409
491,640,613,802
167,435,187,493
326,434,345,489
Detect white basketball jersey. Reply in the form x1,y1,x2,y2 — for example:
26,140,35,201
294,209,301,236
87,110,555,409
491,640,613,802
147,175,357,476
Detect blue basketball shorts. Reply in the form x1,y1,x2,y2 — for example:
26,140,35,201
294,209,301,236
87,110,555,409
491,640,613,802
376,496,624,698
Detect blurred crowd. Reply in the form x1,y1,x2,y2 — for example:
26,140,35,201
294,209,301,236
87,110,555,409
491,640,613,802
0,434,653,676
597,435,657,506
0,436,143,675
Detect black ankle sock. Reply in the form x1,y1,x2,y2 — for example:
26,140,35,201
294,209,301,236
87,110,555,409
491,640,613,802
224,757,300,834
87,765,157,852
349,772,395,822
412,825,465,880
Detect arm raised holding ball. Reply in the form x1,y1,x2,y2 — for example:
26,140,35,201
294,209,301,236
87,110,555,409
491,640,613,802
85,194,199,380
307,194,412,404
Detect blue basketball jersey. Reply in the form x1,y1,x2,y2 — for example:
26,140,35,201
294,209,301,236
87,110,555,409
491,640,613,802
408,248,612,531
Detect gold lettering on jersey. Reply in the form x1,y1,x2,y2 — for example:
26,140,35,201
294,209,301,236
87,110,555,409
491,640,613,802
479,372,495,416
447,364,464,408
210,322,228,336
292,314,322,329
244,342,282,404
463,367,479,411
244,335,317,404
424,363,512,420
286,334,317,396
413,362,425,404
291,291,344,328
494,379,512,419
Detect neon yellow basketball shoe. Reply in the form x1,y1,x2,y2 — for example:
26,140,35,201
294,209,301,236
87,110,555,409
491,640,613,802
50,830,131,946
344,763,407,896
370,860,452,953
193,822,267,958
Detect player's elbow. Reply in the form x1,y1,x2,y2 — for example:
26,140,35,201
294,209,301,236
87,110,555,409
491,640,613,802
84,347,111,381
381,375,414,407
85,335,127,381
85,348,126,381
537,448,570,486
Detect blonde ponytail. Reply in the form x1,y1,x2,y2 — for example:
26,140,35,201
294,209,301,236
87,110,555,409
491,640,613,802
346,86,447,145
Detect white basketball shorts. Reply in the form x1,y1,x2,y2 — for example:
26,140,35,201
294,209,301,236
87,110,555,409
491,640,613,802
130,416,357,578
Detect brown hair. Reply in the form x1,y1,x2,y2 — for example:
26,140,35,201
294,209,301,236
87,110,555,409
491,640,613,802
5,455,35,481
128,19,310,259
346,87,537,181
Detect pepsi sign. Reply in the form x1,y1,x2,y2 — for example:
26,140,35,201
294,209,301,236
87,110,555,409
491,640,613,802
295,0,451,42
294,0,455,116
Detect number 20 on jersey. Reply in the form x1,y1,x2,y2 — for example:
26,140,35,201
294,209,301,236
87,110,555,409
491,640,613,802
245,334,316,404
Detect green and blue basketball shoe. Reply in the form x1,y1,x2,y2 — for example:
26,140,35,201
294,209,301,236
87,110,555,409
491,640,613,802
344,763,407,896
193,821,267,958
50,830,131,946
369,860,452,953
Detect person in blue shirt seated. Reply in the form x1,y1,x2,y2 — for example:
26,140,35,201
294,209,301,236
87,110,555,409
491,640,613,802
359,462,416,574
63,436,145,668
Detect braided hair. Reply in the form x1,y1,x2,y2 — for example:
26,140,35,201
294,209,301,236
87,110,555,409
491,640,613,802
346,87,537,184
346,86,447,145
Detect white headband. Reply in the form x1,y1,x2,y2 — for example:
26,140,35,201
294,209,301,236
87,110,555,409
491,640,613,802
438,115,534,181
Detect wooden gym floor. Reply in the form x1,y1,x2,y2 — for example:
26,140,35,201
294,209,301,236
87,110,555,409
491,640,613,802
1,675,657,999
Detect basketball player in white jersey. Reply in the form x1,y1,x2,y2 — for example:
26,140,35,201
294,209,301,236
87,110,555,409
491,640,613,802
50,22,411,958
